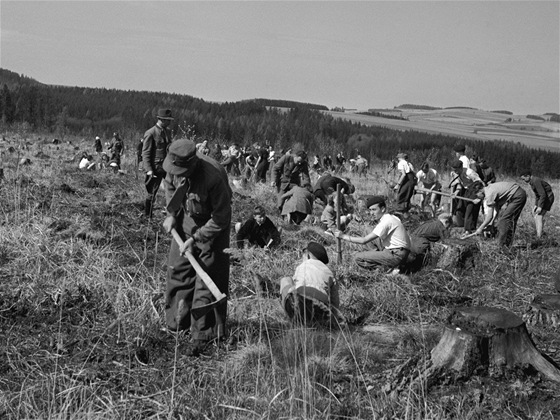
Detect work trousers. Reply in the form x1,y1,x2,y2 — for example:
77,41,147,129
165,224,229,341
496,188,527,247
144,166,166,216
355,238,410,270
396,173,416,212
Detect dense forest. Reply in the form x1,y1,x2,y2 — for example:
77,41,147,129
1,68,559,178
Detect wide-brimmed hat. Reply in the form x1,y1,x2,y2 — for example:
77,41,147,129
157,108,174,120
163,138,198,175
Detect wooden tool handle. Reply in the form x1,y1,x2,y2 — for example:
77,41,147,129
170,229,226,301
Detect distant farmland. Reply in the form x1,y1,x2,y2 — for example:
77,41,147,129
325,108,560,152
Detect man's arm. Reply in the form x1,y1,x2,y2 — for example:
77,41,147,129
141,130,155,174
192,178,232,243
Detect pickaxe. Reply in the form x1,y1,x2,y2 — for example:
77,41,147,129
170,228,227,320
414,186,480,204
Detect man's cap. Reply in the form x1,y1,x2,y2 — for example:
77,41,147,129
95,136,100,140
366,195,385,208
157,108,174,120
454,144,466,153
520,169,532,177
304,242,329,265
450,159,464,169
163,138,198,175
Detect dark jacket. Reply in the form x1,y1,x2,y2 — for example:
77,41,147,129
272,154,310,193
236,217,280,248
142,124,171,173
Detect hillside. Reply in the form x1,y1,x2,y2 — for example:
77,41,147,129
326,108,560,152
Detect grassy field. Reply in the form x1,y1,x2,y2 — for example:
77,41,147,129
1,134,560,419
325,108,560,152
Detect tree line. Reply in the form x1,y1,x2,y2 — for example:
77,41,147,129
1,68,559,179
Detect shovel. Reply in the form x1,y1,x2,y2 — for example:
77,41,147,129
170,228,227,320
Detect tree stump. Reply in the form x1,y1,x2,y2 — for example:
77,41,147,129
431,238,480,270
385,306,560,397
523,294,560,328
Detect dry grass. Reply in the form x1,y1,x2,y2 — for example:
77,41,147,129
1,134,560,419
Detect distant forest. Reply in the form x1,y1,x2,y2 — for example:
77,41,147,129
1,68,559,178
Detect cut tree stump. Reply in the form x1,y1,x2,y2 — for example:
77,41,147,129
384,306,560,396
431,238,480,270
523,294,560,328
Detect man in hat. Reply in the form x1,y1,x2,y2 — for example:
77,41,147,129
468,181,527,247
335,196,411,273
142,109,174,218
162,138,232,356
520,170,555,239
272,145,311,210
280,241,341,324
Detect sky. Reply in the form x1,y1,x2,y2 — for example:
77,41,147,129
1,1,558,115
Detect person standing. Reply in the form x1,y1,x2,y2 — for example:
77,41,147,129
335,196,411,273
162,138,232,356
94,135,103,155
142,108,174,218
449,160,484,233
108,132,124,169
454,144,470,168
480,159,496,185
254,144,270,183
520,170,555,239
470,181,527,247
394,153,417,213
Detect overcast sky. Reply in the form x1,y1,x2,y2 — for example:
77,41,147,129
1,1,558,115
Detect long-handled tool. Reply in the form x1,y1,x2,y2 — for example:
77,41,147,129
336,183,342,263
170,228,227,320
415,186,480,204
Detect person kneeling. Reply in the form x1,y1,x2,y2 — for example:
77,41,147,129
235,205,281,249
280,242,343,325
335,196,410,274
320,192,353,235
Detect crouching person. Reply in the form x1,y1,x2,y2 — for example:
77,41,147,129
335,196,410,274
320,192,353,234
280,242,343,325
235,205,281,249
405,213,453,271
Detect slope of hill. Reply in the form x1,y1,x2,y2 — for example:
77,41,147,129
325,108,560,152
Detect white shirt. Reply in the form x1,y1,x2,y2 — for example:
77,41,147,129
416,168,439,187
372,214,411,250
459,155,470,169
397,160,414,174
293,259,335,299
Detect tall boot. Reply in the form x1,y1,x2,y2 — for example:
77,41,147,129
145,199,153,218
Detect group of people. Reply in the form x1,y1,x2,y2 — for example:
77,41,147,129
108,108,555,356
81,132,124,172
